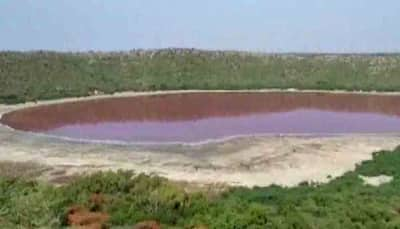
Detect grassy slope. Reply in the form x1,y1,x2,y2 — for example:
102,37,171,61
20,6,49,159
1,147,400,228
1,50,400,104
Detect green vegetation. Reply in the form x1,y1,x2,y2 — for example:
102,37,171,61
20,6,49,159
1,50,400,104
2,147,400,228
2,49,400,228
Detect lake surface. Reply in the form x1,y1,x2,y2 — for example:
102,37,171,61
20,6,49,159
2,92,400,144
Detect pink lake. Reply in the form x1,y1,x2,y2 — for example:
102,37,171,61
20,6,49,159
2,92,400,144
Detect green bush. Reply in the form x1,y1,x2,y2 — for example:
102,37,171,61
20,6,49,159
2,148,400,228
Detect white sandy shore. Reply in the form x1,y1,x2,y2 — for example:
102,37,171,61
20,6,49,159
1,89,399,187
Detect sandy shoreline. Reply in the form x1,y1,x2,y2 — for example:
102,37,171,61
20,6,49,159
1,89,400,187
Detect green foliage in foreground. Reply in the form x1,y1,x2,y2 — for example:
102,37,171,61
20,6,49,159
1,50,400,104
2,148,400,228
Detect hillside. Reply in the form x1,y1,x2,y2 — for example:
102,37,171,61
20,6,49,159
1,49,400,104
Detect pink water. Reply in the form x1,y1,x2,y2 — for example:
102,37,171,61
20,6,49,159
2,92,400,144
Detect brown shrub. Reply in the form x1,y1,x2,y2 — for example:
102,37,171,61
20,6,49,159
67,205,109,229
133,220,161,229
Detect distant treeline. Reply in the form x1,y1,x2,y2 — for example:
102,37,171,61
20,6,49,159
1,49,400,104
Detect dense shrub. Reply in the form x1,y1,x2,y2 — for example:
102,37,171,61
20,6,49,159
1,148,400,228
1,50,400,104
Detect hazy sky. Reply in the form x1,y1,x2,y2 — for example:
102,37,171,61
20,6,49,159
1,0,399,52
